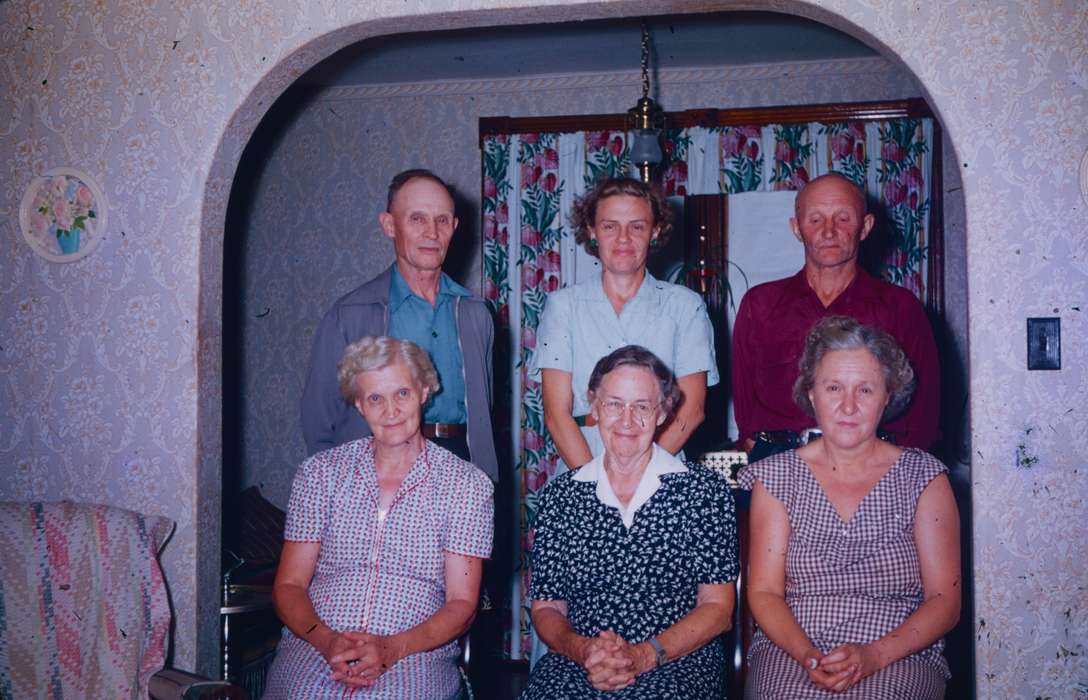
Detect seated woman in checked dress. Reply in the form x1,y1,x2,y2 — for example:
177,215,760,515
740,316,960,699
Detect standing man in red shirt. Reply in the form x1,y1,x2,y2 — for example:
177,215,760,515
731,173,940,461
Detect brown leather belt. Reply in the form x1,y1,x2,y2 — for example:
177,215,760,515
573,414,598,428
422,423,466,439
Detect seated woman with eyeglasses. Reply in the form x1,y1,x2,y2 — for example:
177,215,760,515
521,345,739,699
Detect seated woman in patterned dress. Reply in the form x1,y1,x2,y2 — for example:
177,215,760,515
740,316,960,699
522,345,739,699
263,336,493,699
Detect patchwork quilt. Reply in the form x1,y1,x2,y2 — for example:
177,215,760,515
0,501,174,699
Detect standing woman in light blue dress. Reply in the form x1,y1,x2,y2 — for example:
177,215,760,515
531,177,718,471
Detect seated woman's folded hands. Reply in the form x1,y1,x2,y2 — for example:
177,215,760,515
327,631,402,688
580,631,642,691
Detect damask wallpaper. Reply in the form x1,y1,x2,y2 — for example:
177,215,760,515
0,1,1083,695
234,56,927,509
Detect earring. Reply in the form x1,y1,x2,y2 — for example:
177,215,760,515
588,239,599,251
649,238,660,249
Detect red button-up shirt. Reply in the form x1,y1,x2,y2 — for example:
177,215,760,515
731,269,940,449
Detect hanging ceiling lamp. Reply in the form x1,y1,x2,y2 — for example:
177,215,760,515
627,19,666,183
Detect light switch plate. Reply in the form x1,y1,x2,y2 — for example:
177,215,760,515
1027,317,1060,370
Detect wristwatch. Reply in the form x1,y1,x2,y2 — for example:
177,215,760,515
648,636,667,667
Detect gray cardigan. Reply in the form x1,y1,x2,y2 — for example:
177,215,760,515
300,265,499,481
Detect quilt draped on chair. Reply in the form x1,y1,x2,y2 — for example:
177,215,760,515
0,501,174,699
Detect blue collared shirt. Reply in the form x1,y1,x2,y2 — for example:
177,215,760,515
388,264,469,424
529,271,719,465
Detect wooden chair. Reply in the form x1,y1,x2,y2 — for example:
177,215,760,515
698,450,755,698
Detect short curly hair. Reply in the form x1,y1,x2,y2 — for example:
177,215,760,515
586,345,682,419
337,336,440,403
569,177,673,256
792,316,916,422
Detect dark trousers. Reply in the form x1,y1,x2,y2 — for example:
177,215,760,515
429,434,470,462
748,435,797,463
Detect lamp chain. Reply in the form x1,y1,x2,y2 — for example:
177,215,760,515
640,20,650,100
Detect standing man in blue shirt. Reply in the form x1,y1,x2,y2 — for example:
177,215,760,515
300,169,499,481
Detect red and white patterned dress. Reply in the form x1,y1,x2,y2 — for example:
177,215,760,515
738,448,951,699
263,438,494,699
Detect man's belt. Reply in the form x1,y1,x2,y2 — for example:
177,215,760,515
753,429,822,447
573,414,598,428
422,423,466,439
753,428,897,446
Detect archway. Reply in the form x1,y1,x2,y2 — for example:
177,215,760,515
197,0,970,683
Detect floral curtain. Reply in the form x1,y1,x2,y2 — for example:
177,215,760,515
482,116,934,659
483,130,633,659
712,119,934,297
871,121,932,296
584,130,631,188
719,126,764,193
661,128,691,196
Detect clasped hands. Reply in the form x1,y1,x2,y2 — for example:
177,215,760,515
322,631,400,688
577,630,653,692
802,643,879,693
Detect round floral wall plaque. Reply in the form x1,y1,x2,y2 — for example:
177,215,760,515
19,167,108,263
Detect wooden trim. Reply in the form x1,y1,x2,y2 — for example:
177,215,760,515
682,194,730,315
479,99,934,143
927,124,945,316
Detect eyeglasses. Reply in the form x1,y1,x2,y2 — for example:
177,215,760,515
597,398,660,424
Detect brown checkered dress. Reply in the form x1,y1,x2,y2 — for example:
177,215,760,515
738,448,951,699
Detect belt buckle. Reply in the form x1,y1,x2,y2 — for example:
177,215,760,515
432,423,451,439
755,430,799,446
799,428,822,445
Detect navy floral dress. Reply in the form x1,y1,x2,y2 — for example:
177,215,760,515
521,464,739,699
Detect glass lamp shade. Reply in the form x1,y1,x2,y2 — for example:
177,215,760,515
629,128,663,165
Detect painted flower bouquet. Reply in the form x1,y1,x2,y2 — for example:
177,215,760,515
30,175,96,255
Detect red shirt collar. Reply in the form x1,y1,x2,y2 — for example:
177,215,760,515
784,266,883,307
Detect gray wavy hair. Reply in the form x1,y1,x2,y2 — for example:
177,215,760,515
338,336,440,402
792,316,916,421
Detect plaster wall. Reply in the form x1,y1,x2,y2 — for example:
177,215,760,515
0,1,1083,694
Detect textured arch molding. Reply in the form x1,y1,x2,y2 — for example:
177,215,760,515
317,56,895,100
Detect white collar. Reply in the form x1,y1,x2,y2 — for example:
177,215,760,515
573,444,687,528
